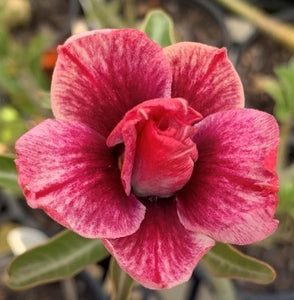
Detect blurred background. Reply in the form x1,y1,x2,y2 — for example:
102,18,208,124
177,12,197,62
1,0,294,299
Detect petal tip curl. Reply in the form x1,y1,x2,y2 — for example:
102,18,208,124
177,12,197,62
164,42,245,116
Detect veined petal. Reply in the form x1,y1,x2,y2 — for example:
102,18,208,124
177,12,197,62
15,119,145,239
131,120,197,197
103,199,214,289
164,42,244,116
51,29,172,137
177,109,279,245
107,98,202,197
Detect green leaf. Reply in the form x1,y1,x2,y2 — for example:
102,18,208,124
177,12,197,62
255,76,289,121
110,257,134,300
204,277,236,300
277,179,294,217
0,154,20,192
141,9,175,47
26,33,53,91
7,230,109,289
202,243,276,284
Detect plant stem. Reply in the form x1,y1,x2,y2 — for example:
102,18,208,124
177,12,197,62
110,257,134,300
209,277,236,300
79,0,124,28
278,117,292,169
199,263,236,300
124,0,136,27
215,0,294,52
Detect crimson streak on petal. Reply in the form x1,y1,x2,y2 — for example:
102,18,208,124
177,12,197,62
15,119,145,239
51,29,172,137
177,109,279,245
103,199,215,289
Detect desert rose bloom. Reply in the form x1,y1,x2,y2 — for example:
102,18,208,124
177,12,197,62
16,29,279,289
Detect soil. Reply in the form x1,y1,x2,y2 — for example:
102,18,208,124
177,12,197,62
29,0,70,32
163,0,228,47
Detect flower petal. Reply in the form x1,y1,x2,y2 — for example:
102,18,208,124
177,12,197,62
103,199,215,289
131,119,197,197
15,119,145,239
107,98,202,197
51,29,172,137
164,42,244,116
177,109,279,245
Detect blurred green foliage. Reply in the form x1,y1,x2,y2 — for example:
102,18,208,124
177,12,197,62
257,57,294,122
6,230,109,289
0,9,53,150
79,0,124,28
0,106,24,149
0,154,19,192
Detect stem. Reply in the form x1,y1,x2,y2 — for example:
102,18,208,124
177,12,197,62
110,257,134,300
215,0,294,52
79,0,125,28
124,0,136,27
278,118,292,169
198,263,236,300
209,277,236,300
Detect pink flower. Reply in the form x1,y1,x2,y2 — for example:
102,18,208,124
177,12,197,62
15,29,279,289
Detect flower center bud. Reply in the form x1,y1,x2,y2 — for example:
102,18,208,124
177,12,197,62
107,98,202,198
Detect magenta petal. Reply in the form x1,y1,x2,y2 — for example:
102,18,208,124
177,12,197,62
103,199,215,289
177,109,279,245
15,119,145,238
51,29,172,137
164,42,244,116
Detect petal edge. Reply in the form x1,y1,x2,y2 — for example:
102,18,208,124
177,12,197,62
164,42,244,116
177,109,279,245
15,119,145,239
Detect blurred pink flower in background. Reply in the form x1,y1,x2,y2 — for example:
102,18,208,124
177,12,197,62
15,29,279,289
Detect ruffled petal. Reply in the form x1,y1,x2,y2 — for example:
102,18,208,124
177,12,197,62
51,29,172,137
177,109,279,245
103,199,215,289
15,119,145,238
164,42,244,117
107,98,202,197
131,120,197,197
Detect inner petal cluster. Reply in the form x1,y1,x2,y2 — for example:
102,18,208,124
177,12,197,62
107,98,203,198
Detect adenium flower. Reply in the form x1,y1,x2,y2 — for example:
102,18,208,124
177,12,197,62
15,29,279,289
